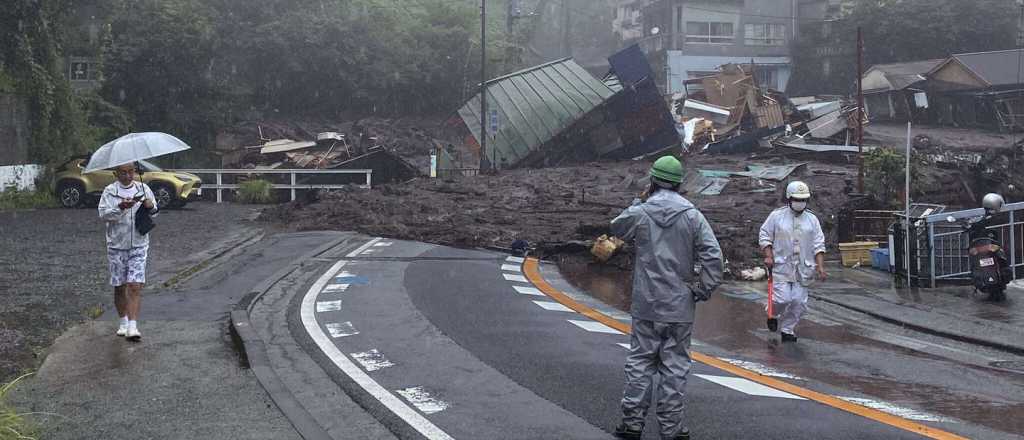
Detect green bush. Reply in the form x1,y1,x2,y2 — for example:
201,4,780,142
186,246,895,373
0,190,58,211
0,373,38,440
236,179,276,204
864,148,925,209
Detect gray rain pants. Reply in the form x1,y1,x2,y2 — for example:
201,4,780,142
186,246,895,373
620,318,692,439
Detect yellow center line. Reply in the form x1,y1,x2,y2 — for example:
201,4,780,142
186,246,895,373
522,258,967,440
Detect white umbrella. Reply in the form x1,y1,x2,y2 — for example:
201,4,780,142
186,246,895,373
84,132,191,173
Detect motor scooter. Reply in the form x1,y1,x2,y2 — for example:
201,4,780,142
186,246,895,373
947,215,1010,301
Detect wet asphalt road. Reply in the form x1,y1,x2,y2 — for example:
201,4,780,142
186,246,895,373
0,202,261,382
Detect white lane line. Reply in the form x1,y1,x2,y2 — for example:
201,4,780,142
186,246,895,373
568,319,624,335
531,301,575,312
512,285,545,296
316,300,343,313
695,374,805,400
501,264,522,272
506,256,525,263
503,273,529,283
362,249,377,254
350,349,396,372
836,397,952,422
323,284,350,293
719,358,803,380
617,342,631,349
373,242,393,247
346,241,379,258
301,238,454,440
396,387,450,415
326,321,359,338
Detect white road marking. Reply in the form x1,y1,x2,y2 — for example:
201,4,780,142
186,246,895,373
362,249,376,254
301,238,455,440
837,397,952,422
501,264,522,272
505,256,525,263
531,301,575,312
316,300,343,313
373,242,393,247
350,349,395,372
323,284,350,293
568,319,624,335
396,387,450,415
503,273,529,283
719,358,803,380
326,322,359,338
512,286,545,296
695,374,805,400
617,342,631,349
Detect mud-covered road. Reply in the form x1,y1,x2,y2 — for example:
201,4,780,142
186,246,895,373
0,202,261,382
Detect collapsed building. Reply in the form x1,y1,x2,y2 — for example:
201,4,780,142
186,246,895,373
438,45,680,174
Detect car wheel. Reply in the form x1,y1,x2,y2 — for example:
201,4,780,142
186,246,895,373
151,184,174,209
57,182,85,208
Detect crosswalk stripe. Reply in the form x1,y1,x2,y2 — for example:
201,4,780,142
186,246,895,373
531,301,575,312
567,319,624,335
373,242,393,247
505,256,525,263
617,342,631,349
695,374,805,400
325,321,359,338
350,349,395,372
513,285,545,296
501,264,522,272
503,273,528,283
316,300,343,312
323,283,350,293
396,387,450,415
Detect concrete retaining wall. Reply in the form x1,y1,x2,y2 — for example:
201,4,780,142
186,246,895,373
0,164,45,192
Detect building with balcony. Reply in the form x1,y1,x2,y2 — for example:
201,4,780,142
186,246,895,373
636,0,833,93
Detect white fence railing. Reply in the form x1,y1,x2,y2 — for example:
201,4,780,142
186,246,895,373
176,168,372,203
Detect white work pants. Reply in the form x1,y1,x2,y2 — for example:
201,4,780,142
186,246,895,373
772,281,808,335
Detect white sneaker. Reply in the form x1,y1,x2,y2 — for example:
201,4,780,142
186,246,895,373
126,326,141,341
116,324,128,337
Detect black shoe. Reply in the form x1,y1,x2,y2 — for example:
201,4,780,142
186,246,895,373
614,424,642,440
781,333,798,343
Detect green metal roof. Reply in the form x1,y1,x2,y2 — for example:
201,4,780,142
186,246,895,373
458,58,616,166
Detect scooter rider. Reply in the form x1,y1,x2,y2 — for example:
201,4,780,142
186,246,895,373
758,181,827,342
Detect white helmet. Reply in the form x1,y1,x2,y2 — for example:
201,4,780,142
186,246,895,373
786,181,811,200
982,193,1005,213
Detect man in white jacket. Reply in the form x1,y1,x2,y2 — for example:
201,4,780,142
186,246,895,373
98,162,158,341
758,181,826,342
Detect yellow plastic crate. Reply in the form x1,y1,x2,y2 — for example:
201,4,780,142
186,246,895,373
838,241,879,267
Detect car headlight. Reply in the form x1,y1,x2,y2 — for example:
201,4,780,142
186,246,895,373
175,174,193,182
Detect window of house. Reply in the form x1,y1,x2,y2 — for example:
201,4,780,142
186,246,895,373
822,59,831,76
745,23,787,46
685,21,734,44
754,68,779,89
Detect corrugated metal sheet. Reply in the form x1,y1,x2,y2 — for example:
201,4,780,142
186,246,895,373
458,58,616,166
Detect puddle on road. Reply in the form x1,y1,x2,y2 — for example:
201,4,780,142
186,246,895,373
557,258,1024,435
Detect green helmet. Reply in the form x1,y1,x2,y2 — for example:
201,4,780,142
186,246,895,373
650,156,684,184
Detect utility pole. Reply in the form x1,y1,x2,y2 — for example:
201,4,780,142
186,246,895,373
480,0,488,171
562,0,571,57
857,26,865,193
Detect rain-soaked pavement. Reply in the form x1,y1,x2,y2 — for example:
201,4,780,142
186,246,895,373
559,260,1024,437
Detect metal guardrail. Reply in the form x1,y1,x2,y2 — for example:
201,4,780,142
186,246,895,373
176,169,372,203
895,201,1023,287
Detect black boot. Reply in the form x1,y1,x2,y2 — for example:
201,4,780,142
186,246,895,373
781,333,798,343
614,424,643,440
671,428,691,440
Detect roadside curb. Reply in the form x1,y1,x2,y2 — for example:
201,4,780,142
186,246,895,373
162,227,265,288
809,292,1024,356
229,234,354,440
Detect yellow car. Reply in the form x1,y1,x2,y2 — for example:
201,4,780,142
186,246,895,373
54,156,202,209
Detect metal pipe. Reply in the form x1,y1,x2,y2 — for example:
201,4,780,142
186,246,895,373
480,0,488,171
905,121,912,286
857,26,865,193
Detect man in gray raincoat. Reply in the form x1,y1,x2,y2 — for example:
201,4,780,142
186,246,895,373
611,156,724,440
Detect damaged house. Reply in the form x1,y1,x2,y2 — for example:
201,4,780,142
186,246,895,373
442,45,679,171
861,59,944,122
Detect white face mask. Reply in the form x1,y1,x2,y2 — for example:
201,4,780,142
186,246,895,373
790,201,807,212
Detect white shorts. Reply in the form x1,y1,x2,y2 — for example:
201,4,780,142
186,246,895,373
107,246,148,286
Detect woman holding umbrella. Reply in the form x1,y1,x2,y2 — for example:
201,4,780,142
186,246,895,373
87,132,190,341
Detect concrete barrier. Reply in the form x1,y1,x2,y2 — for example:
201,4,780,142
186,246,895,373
0,164,45,192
